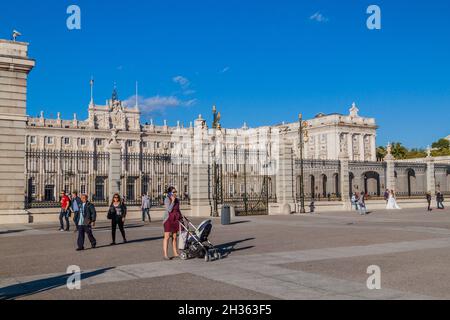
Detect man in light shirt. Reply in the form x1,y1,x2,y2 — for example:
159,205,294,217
141,193,152,223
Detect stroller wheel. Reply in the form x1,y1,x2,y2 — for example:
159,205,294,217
180,251,188,261
204,254,210,262
214,251,219,260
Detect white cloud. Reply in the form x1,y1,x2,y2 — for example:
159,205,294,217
173,75,195,95
310,12,328,23
220,66,230,74
173,75,190,88
124,95,197,115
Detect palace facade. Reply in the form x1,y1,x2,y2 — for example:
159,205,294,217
26,89,377,162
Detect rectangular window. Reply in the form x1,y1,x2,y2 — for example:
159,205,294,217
80,138,86,146
64,137,70,145
142,142,147,148
46,137,54,145
44,185,55,201
30,136,36,144
95,178,105,201
127,141,133,147
96,139,103,146
127,179,135,201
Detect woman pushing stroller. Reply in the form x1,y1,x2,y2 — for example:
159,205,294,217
163,186,182,260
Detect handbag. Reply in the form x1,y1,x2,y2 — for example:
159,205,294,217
107,207,114,220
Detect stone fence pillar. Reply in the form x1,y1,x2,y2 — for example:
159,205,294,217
189,115,211,217
0,39,35,224
385,153,396,192
269,132,294,215
339,151,351,210
108,135,122,202
426,156,436,195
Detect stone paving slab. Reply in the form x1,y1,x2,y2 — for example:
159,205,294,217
1,207,450,300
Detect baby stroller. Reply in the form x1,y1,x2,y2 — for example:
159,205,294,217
178,215,221,262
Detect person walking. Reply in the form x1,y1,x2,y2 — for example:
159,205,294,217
358,192,367,215
437,192,445,210
71,191,82,232
426,192,433,212
108,194,127,245
384,189,390,204
351,193,358,211
59,191,71,232
76,194,97,251
386,190,401,210
163,187,182,260
141,193,152,223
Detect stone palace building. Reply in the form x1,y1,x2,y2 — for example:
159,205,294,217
0,38,449,224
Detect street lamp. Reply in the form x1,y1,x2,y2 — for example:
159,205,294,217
298,113,309,214
211,105,221,217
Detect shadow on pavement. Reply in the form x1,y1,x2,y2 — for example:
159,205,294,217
228,221,251,225
0,230,28,235
93,223,146,231
0,267,114,300
93,236,164,249
216,238,255,258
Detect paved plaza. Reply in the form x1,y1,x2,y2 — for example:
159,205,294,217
1,206,450,300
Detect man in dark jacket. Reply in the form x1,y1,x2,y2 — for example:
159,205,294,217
437,192,445,210
426,192,432,212
77,194,97,251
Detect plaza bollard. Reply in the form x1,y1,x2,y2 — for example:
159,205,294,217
221,205,231,225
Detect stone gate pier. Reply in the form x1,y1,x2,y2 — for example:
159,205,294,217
0,40,35,224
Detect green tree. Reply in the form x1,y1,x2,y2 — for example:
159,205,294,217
432,138,450,150
405,148,427,159
376,146,386,160
391,142,408,159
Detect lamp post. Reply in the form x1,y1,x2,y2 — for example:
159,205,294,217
298,113,308,214
211,106,221,217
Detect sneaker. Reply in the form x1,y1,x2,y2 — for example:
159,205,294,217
110,242,116,246
76,248,84,251
59,229,65,232
91,243,97,249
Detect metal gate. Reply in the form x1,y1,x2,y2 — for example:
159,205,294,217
209,148,276,216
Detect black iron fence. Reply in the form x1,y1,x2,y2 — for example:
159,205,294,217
25,150,190,209
121,153,190,206
209,148,277,216
25,150,110,208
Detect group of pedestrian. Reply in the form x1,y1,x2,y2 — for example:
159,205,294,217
426,191,445,212
351,192,367,215
58,189,182,259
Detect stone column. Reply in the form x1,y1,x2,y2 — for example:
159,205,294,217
385,152,396,192
339,151,351,210
189,115,211,217
269,131,294,215
426,155,436,195
0,39,35,224
108,133,122,202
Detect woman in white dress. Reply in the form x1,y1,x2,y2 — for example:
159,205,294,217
386,190,401,210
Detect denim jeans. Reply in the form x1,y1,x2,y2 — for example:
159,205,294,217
358,204,367,215
142,208,151,222
59,209,70,230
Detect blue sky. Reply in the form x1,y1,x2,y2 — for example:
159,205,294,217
1,0,449,148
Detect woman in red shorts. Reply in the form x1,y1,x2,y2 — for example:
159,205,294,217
163,186,182,260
